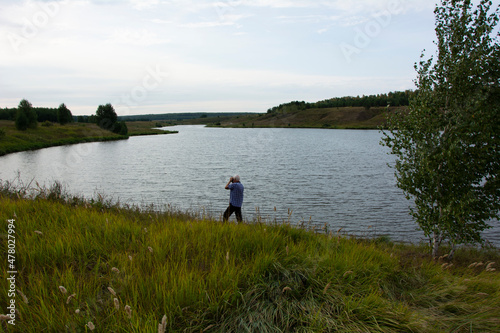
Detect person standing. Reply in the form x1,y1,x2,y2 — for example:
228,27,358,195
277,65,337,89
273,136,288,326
223,175,244,222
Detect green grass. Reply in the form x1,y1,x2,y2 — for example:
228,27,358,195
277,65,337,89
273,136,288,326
193,106,407,129
0,121,177,156
124,121,178,137
0,184,499,332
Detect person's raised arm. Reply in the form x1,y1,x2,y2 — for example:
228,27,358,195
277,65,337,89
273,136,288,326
225,177,233,190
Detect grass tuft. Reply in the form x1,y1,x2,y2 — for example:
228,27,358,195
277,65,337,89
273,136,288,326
0,182,498,332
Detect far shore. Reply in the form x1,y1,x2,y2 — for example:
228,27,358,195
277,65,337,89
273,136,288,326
177,106,406,129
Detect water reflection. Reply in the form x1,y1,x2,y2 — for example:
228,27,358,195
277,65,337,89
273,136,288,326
0,126,498,245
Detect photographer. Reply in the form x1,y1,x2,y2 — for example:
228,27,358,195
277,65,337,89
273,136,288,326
223,175,244,222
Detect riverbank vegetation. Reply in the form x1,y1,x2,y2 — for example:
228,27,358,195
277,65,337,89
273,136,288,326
0,120,176,157
178,91,412,129
0,99,178,156
193,106,406,129
0,182,498,332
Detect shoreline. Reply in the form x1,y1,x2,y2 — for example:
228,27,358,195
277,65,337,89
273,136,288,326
0,120,177,157
179,106,403,129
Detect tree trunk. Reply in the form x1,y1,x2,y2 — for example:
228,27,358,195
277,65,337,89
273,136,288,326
432,221,443,259
448,245,456,260
432,231,440,258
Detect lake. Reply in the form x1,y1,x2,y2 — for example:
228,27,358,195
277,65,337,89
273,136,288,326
1,125,498,245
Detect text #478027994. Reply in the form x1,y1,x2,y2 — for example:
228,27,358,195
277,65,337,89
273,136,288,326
6,219,17,325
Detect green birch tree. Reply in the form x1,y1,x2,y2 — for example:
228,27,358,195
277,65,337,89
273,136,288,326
381,0,500,257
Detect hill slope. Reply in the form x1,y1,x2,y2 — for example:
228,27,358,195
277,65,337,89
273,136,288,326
193,106,406,129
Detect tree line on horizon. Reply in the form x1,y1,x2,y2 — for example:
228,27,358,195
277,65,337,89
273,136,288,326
0,104,73,125
1,90,413,124
267,90,413,114
0,100,127,135
4,100,74,130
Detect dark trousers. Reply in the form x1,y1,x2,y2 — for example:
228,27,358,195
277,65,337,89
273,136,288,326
223,204,242,222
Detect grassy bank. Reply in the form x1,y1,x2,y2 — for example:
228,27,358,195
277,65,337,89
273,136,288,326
188,106,407,129
0,185,498,332
125,121,178,137
0,121,177,156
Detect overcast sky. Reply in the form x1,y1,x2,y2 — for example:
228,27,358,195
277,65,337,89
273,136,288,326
0,0,473,115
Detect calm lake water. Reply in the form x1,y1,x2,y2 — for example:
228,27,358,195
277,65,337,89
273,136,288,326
1,125,498,245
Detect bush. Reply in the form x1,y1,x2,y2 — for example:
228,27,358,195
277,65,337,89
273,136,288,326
15,110,29,130
113,121,128,136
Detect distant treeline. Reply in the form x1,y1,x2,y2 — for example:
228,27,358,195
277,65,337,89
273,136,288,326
0,107,251,123
0,107,100,124
267,90,414,114
1,91,412,123
0,107,64,122
117,112,253,122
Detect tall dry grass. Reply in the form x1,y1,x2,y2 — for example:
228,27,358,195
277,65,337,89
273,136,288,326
0,182,499,332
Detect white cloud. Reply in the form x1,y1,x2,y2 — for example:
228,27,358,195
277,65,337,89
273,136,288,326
211,0,435,12
129,0,160,10
180,20,235,28
275,14,328,24
0,0,440,114
108,28,171,45
180,13,249,28
335,15,370,27
150,18,173,24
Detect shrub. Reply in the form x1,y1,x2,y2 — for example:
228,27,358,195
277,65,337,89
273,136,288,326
113,121,128,136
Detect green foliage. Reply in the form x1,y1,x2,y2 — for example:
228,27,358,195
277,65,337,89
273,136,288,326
14,110,29,130
381,0,500,256
0,108,16,120
35,107,58,122
95,103,118,130
94,103,128,135
115,121,128,136
0,121,126,156
268,91,413,114
3,106,71,123
0,120,175,156
118,112,248,122
57,103,73,125
15,99,37,130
